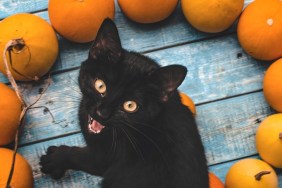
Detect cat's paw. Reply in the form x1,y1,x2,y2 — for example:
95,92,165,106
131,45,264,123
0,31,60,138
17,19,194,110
40,145,70,179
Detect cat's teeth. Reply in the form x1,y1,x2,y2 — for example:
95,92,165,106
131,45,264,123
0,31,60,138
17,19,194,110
88,116,94,124
94,130,101,134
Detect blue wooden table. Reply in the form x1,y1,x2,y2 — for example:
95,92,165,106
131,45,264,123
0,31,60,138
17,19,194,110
1,0,281,187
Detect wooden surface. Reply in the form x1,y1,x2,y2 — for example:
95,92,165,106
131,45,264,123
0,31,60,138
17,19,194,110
1,0,281,187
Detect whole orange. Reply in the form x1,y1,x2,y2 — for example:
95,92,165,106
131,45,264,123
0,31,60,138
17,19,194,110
0,148,34,187
225,158,278,188
209,172,224,188
118,0,178,23
48,0,115,43
256,114,282,168
263,58,282,112
182,0,244,33
0,83,22,146
0,13,59,81
179,92,196,116
237,0,282,61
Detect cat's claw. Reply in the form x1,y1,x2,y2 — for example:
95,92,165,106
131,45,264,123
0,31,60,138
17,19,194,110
40,146,70,179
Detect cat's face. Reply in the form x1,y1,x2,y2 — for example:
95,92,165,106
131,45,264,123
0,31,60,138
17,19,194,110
79,19,187,135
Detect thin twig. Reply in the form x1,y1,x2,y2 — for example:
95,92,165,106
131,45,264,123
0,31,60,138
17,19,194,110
29,75,51,108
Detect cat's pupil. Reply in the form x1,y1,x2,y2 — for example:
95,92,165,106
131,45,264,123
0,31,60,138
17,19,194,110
123,101,138,113
94,79,106,94
99,85,104,89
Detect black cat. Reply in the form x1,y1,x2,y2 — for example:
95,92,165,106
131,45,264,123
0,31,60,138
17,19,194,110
40,18,209,188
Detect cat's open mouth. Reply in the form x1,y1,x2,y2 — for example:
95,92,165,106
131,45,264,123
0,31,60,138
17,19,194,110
88,115,105,134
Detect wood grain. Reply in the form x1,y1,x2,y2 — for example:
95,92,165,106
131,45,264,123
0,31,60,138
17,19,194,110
0,0,47,19
197,91,273,165
18,134,103,188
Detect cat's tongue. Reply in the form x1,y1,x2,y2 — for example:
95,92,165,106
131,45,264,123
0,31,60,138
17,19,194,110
88,116,105,134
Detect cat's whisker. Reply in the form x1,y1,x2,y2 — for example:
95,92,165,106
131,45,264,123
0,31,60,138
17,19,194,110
48,100,80,103
120,121,169,168
54,97,81,102
62,94,81,100
112,128,118,156
129,120,178,146
130,120,196,165
67,74,80,87
54,90,81,99
66,84,81,95
114,128,118,155
107,128,118,161
120,127,145,161
61,74,82,95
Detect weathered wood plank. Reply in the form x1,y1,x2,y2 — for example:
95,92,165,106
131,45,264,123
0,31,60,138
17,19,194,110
0,1,255,83
18,134,103,188
19,72,81,144
197,91,274,165
0,0,47,19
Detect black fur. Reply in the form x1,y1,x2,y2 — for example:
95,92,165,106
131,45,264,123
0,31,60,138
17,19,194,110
40,18,209,188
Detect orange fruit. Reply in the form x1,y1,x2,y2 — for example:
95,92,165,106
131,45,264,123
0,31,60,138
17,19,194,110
237,0,282,61
256,114,282,168
225,158,278,188
49,0,115,43
0,148,34,187
179,92,196,116
181,0,244,33
118,0,178,23
0,13,59,81
209,172,224,188
263,58,282,112
0,83,22,146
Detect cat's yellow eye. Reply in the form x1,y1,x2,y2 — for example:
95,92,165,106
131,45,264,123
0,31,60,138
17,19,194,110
123,101,138,113
94,79,106,95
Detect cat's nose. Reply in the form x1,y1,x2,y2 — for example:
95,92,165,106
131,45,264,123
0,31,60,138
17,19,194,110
96,109,110,120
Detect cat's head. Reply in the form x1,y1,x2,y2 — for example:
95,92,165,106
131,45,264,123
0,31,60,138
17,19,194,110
79,18,187,135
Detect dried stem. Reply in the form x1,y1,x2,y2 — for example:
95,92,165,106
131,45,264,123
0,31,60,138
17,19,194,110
255,171,271,181
3,39,26,106
279,132,282,140
3,39,51,188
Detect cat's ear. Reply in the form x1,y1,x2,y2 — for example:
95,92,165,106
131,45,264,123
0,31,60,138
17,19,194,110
151,65,187,102
89,18,122,60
